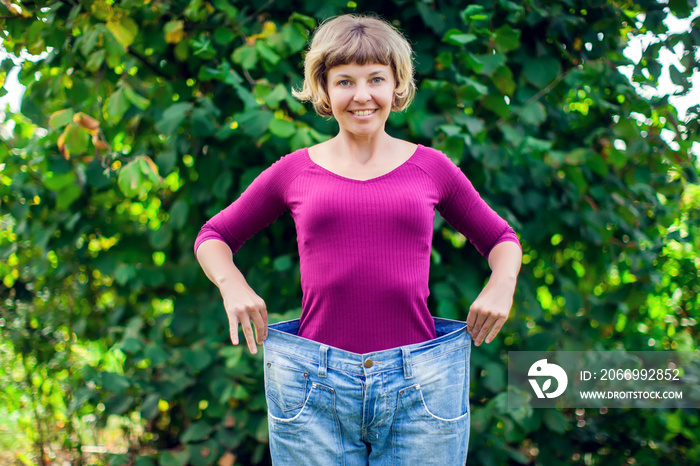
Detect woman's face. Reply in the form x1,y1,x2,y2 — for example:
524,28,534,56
326,62,395,138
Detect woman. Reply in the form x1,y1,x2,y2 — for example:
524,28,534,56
195,14,522,465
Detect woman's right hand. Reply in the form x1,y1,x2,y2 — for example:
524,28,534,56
195,239,269,354
220,281,268,355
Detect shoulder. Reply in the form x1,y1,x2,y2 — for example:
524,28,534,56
409,145,463,181
244,148,314,197
260,147,315,181
270,147,314,171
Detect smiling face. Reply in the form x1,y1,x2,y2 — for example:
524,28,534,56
326,62,396,139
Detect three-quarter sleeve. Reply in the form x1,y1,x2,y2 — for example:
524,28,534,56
194,151,307,255
434,154,520,258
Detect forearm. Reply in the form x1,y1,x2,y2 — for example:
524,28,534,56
486,240,522,292
195,239,250,290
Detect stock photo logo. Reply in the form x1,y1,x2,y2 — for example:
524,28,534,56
528,359,568,399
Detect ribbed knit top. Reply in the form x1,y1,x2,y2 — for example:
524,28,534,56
195,144,520,353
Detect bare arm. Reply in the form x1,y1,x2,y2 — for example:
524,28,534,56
466,240,522,346
196,239,268,354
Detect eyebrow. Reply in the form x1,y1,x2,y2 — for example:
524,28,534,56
332,70,388,79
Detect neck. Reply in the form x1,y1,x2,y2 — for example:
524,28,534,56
332,129,392,164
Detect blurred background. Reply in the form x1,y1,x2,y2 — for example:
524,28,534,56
1,0,698,465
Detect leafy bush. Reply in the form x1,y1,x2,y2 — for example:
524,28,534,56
1,0,698,464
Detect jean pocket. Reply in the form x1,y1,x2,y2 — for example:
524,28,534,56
265,361,310,413
267,382,336,433
396,383,470,431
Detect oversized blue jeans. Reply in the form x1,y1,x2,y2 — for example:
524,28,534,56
263,317,471,465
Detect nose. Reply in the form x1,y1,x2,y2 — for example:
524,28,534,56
353,82,371,103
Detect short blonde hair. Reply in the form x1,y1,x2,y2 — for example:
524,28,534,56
292,14,416,117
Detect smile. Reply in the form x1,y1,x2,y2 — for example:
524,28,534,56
350,110,376,116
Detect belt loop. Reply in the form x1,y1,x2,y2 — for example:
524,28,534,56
318,345,329,378
401,347,413,379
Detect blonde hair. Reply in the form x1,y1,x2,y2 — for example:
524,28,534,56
292,14,416,117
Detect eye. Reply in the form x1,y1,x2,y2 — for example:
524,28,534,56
337,79,351,86
371,77,385,84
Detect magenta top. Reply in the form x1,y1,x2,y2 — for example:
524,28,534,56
195,145,520,353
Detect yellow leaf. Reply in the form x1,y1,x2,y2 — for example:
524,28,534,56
107,16,139,49
92,133,110,150
57,131,69,159
164,20,185,44
73,112,100,133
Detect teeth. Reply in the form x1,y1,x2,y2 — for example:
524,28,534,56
352,110,374,116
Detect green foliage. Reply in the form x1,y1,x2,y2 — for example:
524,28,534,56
1,0,699,464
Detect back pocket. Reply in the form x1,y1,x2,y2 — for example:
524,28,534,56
265,361,310,413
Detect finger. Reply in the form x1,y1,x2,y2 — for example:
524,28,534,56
466,306,478,331
484,319,505,344
249,304,268,345
238,314,258,355
469,309,488,339
474,315,497,346
228,315,240,346
260,304,268,341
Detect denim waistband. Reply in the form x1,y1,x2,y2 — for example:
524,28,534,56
264,317,470,377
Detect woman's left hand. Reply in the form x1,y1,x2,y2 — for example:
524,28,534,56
466,281,514,346
466,240,522,346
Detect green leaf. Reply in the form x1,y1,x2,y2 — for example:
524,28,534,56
518,101,547,125
49,109,74,129
443,29,477,46
457,76,489,96
213,27,235,45
182,348,213,372
492,24,520,52
169,199,189,230
44,172,76,191
290,12,316,30
105,87,130,123
491,65,516,96
79,26,100,56
281,22,308,53
543,409,568,434
107,16,139,49
57,185,82,211
483,362,506,392
135,456,155,466
181,422,214,443
232,45,257,70
186,439,219,466
523,57,561,88
156,103,192,135
477,53,506,76
141,394,160,421
158,451,189,466
150,224,173,250
114,264,137,286
124,85,150,110
460,5,486,22
483,94,510,118
117,158,144,197
269,118,296,138
234,109,274,138
565,148,593,165
102,372,131,394
416,2,447,34
63,123,90,155
460,115,485,136
86,49,106,72
256,41,280,65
